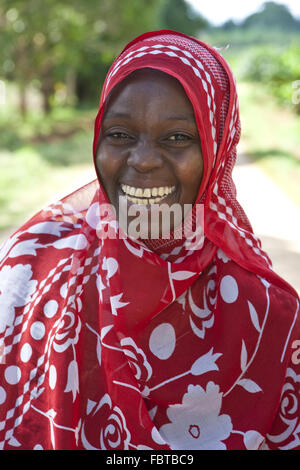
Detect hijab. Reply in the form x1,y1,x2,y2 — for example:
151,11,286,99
0,30,299,450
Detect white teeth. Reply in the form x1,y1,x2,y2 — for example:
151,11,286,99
121,184,175,200
143,188,151,198
126,195,168,205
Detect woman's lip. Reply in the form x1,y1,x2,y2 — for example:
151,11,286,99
119,182,176,187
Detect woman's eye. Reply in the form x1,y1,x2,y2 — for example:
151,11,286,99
105,131,135,145
167,133,191,142
108,132,131,140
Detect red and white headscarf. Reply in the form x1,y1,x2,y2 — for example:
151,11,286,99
0,30,299,450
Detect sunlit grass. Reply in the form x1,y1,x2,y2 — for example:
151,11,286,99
0,123,95,238
0,98,98,238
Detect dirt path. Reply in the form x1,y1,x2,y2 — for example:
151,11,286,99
233,153,300,294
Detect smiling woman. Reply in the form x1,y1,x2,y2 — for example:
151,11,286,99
96,68,203,238
0,30,299,451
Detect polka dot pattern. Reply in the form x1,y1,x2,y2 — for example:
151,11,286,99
43,300,58,318
0,386,6,405
30,321,45,341
149,323,176,360
49,365,57,390
220,275,239,303
20,343,32,363
5,366,21,385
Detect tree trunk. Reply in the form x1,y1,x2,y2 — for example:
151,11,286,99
19,82,27,117
41,78,54,114
66,68,77,106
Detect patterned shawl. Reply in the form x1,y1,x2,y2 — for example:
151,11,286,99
0,30,299,450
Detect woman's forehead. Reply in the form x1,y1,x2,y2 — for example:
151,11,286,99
103,68,195,118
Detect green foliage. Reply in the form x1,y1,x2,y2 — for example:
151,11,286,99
0,141,94,233
158,0,208,36
0,102,95,233
240,43,300,113
202,2,300,114
0,0,165,111
2,0,298,114
241,1,300,31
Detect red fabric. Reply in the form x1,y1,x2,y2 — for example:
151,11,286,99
0,30,299,450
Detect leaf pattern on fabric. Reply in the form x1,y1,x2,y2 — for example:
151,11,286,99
64,360,79,402
240,340,248,372
110,293,129,316
27,221,73,236
247,301,261,333
237,378,262,394
190,348,222,375
8,239,44,258
102,257,119,281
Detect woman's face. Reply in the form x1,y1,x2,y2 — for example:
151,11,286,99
95,69,203,238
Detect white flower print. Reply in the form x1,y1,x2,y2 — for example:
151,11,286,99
81,394,131,450
159,382,232,450
120,337,152,383
0,264,37,333
52,311,81,353
266,367,300,450
188,265,217,340
243,430,265,450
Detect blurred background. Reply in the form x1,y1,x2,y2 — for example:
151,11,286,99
0,0,299,291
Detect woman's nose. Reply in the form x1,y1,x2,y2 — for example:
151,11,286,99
127,140,163,172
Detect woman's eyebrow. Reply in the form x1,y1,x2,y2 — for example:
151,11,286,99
104,111,195,121
165,114,195,122
103,111,131,120
103,111,196,123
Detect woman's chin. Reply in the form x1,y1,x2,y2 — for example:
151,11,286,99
116,191,186,240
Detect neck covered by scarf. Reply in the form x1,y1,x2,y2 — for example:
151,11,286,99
0,30,299,451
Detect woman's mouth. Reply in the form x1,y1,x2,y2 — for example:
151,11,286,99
120,184,176,205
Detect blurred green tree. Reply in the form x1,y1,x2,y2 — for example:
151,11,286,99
158,0,208,36
75,0,166,103
0,0,87,114
0,0,165,114
241,1,300,31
